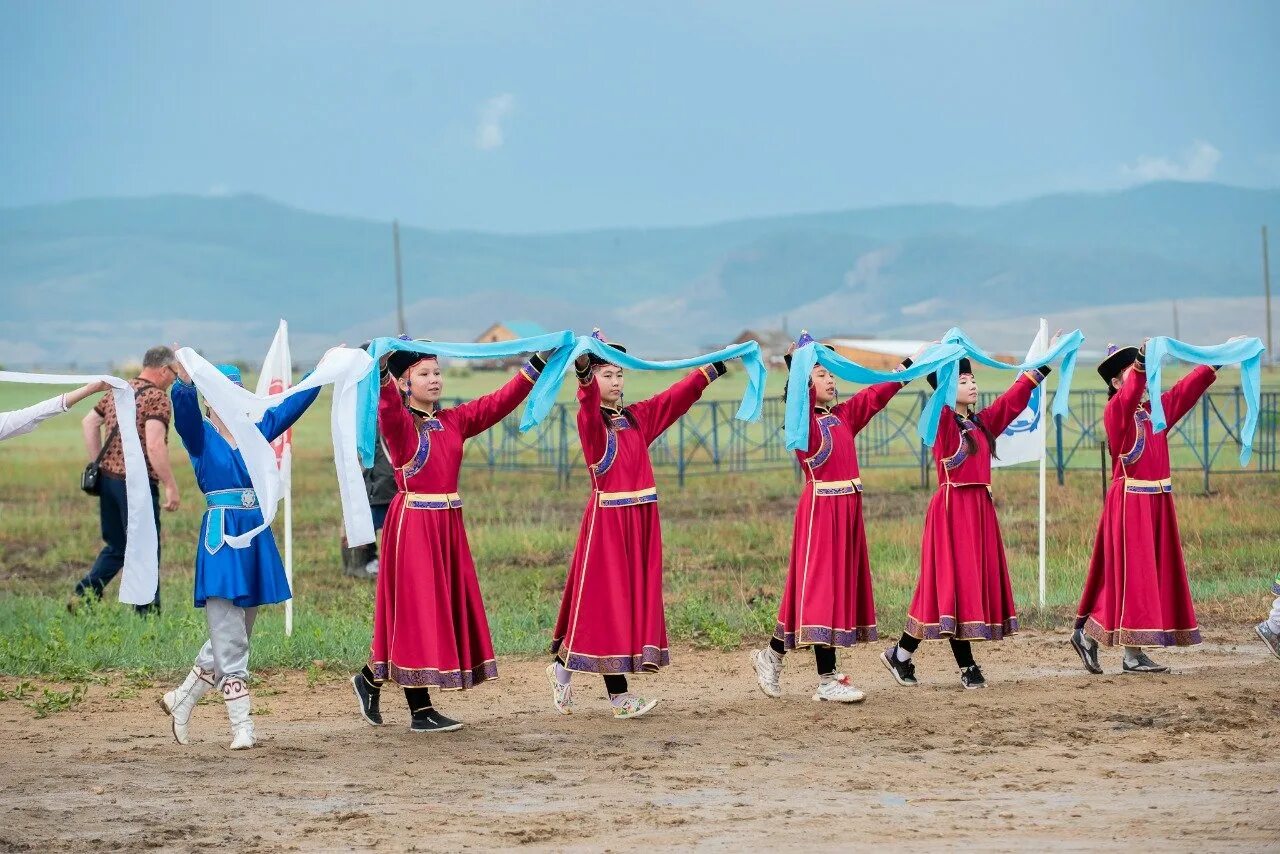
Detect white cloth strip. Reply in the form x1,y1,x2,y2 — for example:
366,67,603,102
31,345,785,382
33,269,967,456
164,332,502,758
0,371,159,605
174,346,375,550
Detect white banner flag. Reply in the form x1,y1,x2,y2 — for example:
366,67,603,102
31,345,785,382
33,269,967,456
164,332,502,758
256,319,295,635
993,318,1049,468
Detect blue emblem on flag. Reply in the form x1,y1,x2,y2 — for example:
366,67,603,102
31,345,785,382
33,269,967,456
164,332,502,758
1002,387,1042,436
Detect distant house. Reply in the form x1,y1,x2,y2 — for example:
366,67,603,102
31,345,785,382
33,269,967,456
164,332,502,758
823,337,1016,369
474,321,550,369
731,329,793,369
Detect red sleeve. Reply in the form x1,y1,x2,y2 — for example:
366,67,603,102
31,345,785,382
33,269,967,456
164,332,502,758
628,368,714,445
1113,361,1146,414
377,373,417,468
451,370,536,440
576,373,607,466
979,371,1043,436
833,381,904,435
1160,365,1217,429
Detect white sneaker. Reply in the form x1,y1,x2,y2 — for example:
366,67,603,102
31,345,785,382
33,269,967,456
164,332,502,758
363,559,379,578
158,666,216,745
611,693,659,720
812,673,865,704
752,648,783,698
222,677,257,750
546,663,573,715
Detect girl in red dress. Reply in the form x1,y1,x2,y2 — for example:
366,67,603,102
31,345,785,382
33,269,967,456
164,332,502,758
752,333,928,703
547,330,728,720
351,342,546,733
882,335,1059,690
1070,341,1224,674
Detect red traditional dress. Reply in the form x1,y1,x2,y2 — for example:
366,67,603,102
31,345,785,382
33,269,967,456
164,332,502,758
774,380,908,649
368,359,542,689
551,364,724,674
1074,363,1216,647
903,368,1049,641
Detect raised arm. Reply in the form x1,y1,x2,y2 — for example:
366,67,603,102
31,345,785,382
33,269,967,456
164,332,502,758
576,362,608,465
1160,365,1217,430
170,379,206,458
629,363,725,445
834,381,906,435
378,373,419,467
257,384,322,443
980,368,1049,436
0,393,69,443
452,356,545,439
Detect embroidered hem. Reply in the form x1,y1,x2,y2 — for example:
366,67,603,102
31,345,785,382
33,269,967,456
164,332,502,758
772,623,878,649
903,614,1018,641
368,659,498,690
1074,615,1202,649
549,639,670,674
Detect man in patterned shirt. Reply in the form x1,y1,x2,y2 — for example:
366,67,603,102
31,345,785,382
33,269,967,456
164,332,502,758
71,345,182,614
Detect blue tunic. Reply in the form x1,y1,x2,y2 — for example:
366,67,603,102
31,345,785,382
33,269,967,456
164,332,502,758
172,380,320,608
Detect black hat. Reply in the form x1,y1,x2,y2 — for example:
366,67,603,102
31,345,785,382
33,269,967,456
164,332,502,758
387,336,437,378
926,357,972,390
783,330,833,368
587,328,627,367
1097,343,1138,386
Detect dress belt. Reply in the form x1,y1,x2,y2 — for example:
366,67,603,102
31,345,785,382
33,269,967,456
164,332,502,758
812,478,863,497
1122,477,1173,495
597,487,658,508
402,491,464,510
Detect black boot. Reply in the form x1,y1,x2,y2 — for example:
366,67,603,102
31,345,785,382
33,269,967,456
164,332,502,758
408,706,463,733
405,686,463,733
352,668,383,725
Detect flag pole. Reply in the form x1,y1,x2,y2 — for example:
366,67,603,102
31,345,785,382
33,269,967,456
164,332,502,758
284,482,293,636
1038,368,1048,608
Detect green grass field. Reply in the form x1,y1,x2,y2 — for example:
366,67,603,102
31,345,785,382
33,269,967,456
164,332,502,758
1,367,1277,681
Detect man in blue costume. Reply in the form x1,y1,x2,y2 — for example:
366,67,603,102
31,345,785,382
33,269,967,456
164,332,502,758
158,362,320,750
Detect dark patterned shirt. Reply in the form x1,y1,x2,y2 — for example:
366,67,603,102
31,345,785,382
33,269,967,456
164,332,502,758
93,378,170,480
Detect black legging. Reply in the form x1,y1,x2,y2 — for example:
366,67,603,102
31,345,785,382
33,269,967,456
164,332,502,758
555,656,629,697
361,664,433,711
897,634,976,669
769,638,838,675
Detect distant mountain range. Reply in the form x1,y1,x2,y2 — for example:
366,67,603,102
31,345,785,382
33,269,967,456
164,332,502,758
1,181,1275,369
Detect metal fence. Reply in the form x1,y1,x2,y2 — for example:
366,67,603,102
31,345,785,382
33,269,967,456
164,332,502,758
451,389,1280,490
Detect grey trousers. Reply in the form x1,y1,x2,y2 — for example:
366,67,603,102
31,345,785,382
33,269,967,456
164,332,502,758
193,597,258,684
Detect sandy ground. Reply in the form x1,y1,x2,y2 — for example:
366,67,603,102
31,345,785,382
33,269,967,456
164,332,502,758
1,627,1278,853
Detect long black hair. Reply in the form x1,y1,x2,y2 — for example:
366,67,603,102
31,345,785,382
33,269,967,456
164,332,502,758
960,408,1000,460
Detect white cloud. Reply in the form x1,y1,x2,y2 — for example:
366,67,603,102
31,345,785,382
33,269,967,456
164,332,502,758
475,93,515,151
1121,140,1221,183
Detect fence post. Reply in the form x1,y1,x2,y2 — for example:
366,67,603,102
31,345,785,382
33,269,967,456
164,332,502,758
1054,413,1064,486
677,416,686,489
1201,397,1211,496
558,405,568,489
711,401,721,471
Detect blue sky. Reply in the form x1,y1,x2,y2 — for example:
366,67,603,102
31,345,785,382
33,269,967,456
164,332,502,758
2,1,1278,232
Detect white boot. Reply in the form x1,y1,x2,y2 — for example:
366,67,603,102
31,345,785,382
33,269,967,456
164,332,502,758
158,666,216,745
222,677,256,750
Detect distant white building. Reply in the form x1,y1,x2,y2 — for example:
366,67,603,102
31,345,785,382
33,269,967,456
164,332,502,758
822,337,1015,367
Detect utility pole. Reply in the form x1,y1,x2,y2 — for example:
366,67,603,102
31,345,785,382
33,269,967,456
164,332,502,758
1172,300,1180,340
393,220,406,336
1264,225,1273,366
